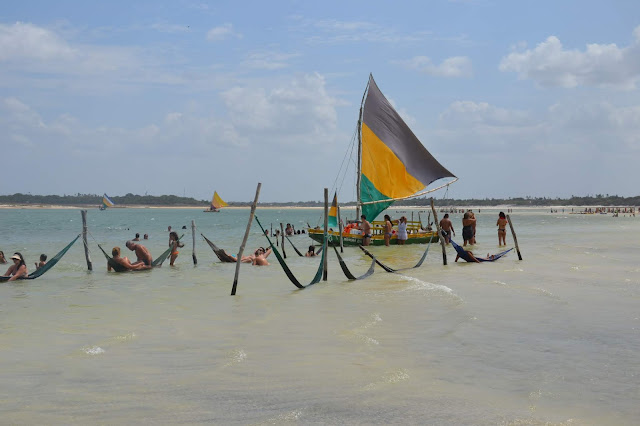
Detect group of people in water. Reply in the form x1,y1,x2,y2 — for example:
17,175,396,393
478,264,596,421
1,251,48,281
107,229,185,272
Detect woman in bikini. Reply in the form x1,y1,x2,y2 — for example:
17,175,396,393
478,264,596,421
169,231,184,266
383,214,394,246
496,211,508,246
3,252,29,281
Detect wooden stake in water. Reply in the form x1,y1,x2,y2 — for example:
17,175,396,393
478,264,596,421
231,183,261,296
191,220,197,265
323,188,328,281
280,223,286,259
81,209,92,271
506,214,523,260
430,198,447,265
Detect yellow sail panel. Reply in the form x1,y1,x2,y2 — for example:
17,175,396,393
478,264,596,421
361,123,424,199
328,192,338,228
212,191,228,209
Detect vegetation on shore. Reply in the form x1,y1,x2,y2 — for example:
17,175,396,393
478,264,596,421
0,193,638,207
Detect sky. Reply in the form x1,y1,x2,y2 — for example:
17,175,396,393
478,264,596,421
1,0,640,203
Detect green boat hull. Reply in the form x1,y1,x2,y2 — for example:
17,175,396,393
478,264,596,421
308,229,439,246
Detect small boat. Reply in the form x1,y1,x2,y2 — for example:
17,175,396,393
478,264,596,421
204,191,228,212
99,193,115,210
308,74,457,246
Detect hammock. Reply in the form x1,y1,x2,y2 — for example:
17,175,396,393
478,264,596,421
450,240,513,263
285,235,304,257
201,233,237,263
358,234,435,273
151,234,184,267
98,235,183,272
255,216,326,289
1,234,80,281
98,244,129,272
332,246,376,280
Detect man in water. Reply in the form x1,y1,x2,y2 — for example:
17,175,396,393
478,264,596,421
125,240,153,267
439,213,455,244
359,215,372,246
252,247,272,266
108,246,151,271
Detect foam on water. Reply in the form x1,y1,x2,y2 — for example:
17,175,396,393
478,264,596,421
82,346,105,355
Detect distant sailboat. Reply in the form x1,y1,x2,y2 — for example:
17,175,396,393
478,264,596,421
204,191,228,212
308,74,457,246
99,193,115,210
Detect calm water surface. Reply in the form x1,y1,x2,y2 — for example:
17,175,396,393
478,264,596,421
1,207,639,424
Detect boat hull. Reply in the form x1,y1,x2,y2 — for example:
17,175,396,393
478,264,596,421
307,229,439,246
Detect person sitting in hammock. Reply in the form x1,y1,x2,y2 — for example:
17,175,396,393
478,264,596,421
35,253,47,270
455,249,480,263
3,253,28,281
252,247,272,266
108,247,151,271
224,250,254,263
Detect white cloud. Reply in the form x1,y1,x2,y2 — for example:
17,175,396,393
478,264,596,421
0,21,76,62
242,51,300,70
220,73,339,146
499,26,640,89
206,23,240,41
399,55,472,78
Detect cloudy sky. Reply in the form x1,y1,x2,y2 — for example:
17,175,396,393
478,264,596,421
1,0,639,202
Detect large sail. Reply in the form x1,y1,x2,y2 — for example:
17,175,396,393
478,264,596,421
102,194,115,208
359,75,456,220
211,191,228,210
328,192,338,229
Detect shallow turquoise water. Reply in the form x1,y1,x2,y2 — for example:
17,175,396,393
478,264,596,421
1,207,639,424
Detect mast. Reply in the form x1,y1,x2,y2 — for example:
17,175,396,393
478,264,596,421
355,75,371,220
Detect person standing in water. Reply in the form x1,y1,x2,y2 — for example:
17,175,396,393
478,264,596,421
496,211,508,246
396,216,408,245
462,211,476,246
169,231,184,266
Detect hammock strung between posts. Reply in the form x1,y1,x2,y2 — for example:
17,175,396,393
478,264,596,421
1,234,80,281
332,246,376,280
284,235,304,257
450,239,513,262
201,233,237,263
255,216,326,289
358,234,436,273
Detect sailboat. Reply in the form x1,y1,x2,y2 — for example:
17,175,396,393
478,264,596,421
204,191,228,212
99,193,115,210
308,74,457,246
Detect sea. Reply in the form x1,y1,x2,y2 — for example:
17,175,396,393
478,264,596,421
0,206,638,425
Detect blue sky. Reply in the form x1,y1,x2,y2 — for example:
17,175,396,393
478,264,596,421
1,0,639,202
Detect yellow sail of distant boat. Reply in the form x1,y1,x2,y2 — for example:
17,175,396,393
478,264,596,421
101,193,115,210
205,191,228,212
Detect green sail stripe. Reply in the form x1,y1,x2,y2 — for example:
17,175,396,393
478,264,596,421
360,175,394,221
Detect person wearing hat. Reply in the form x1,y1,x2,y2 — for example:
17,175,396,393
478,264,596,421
3,252,29,281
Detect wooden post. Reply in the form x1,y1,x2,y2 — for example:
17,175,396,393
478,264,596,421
323,188,329,281
231,183,261,296
191,220,197,265
506,214,523,260
337,205,344,253
280,223,286,258
81,210,92,271
430,198,447,265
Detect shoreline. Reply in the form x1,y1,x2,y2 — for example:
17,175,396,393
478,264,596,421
0,204,635,211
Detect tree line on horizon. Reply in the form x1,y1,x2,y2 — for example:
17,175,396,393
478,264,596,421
1,193,639,207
